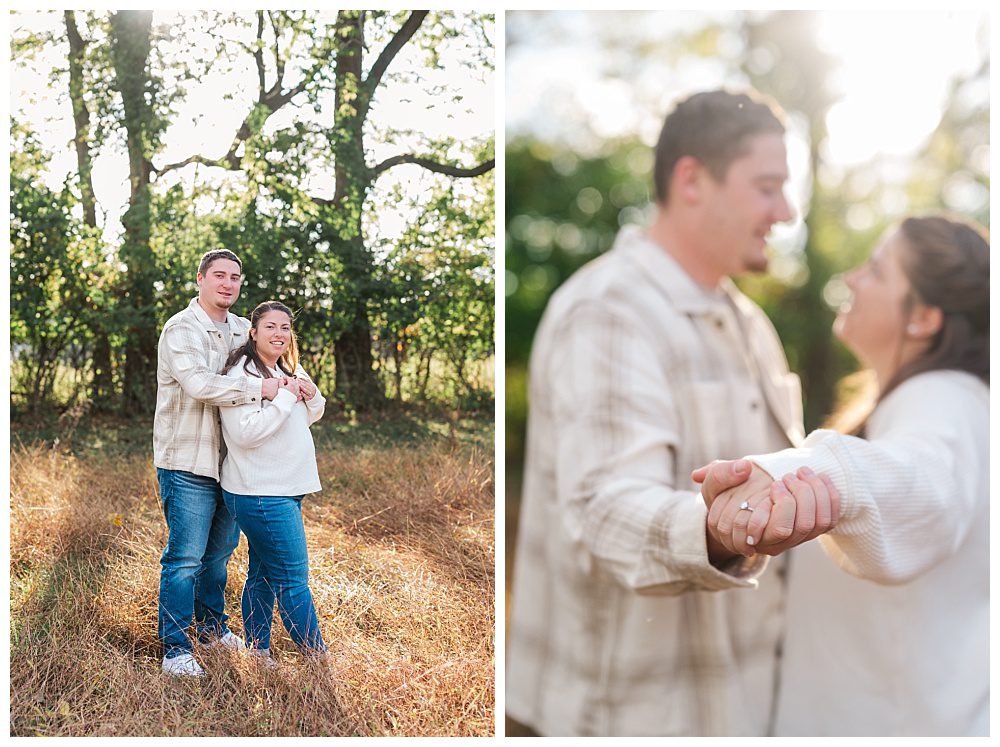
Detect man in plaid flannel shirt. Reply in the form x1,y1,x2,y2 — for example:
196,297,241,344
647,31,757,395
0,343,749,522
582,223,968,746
153,250,282,677
506,90,837,736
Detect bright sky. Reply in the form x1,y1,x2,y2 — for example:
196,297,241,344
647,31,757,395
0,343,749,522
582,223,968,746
9,10,494,246
816,10,987,165
506,9,988,255
507,10,986,157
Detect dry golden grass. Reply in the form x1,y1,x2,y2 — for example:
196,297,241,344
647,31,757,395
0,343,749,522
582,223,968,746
9,415,494,737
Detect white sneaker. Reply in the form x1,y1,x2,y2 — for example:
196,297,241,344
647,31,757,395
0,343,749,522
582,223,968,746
162,653,205,677
247,648,279,670
211,631,246,651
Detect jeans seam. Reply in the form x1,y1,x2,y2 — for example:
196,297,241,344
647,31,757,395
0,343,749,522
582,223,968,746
257,494,285,594
258,494,308,645
159,469,233,655
229,491,323,652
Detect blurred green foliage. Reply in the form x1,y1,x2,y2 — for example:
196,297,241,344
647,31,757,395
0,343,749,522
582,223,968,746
505,139,653,463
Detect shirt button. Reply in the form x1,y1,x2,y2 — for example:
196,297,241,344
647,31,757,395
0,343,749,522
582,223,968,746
715,318,725,329
750,400,760,410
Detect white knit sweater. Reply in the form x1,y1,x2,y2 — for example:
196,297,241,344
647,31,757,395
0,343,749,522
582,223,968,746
747,370,988,736
219,359,325,496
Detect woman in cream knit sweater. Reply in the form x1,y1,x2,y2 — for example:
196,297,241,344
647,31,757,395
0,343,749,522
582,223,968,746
696,214,989,736
219,300,328,661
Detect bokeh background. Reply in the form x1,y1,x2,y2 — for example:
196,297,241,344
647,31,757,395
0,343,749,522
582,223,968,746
505,9,989,577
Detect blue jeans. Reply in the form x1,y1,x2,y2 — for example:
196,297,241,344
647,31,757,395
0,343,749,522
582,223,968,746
221,490,327,654
157,469,241,658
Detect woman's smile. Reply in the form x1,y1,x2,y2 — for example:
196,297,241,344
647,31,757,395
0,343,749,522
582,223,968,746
253,310,294,363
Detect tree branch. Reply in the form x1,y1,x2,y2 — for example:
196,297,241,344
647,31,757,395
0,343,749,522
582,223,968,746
364,11,428,97
373,154,495,178
262,77,308,112
254,11,266,94
156,152,240,176
154,14,330,176
269,10,285,84
64,10,86,52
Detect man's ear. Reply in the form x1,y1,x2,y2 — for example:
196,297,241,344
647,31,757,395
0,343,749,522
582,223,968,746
671,155,707,205
907,304,944,339
196,272,204,288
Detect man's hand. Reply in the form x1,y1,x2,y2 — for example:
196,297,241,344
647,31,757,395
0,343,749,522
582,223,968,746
261,377,280,401
694,460,840,558
693,459,758,508
691,459,755,565
694,461,774,562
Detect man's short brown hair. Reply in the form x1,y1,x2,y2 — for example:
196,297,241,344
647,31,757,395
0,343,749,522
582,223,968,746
653,89,786,205
198,249,243,276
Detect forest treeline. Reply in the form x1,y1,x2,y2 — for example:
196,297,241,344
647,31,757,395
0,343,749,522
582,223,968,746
11,10,495,415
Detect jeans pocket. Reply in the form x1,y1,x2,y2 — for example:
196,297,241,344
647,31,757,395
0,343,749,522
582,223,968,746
173,470,216,489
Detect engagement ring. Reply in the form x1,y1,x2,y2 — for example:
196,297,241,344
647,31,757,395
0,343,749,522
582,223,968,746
738,501,753,512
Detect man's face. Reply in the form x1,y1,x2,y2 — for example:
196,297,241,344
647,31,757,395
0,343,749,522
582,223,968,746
197,258,242,313
700,132,794,277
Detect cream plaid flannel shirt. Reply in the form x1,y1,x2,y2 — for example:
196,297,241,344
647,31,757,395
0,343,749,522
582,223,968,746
153,298,263,481
506,226,805,736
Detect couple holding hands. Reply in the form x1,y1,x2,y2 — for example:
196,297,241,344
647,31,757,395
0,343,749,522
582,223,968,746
507,89,988,737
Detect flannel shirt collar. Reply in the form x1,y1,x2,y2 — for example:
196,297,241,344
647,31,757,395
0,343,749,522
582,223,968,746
186,297,247,341
616,225,737,317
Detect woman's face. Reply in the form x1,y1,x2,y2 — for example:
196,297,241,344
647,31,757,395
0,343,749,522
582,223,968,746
833,228,914,368
252,310,293,361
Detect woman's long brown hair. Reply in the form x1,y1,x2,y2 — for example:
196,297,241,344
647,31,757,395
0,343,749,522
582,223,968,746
829,214,989,435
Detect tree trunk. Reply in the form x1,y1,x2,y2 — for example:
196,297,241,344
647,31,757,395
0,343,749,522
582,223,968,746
334,305,385,409
418,348,434,399
798,142,838,429
392,340,404,402
328,11,384,410
109,10,157,412
65,10,114,409
320,11,489,410
65,12,97,227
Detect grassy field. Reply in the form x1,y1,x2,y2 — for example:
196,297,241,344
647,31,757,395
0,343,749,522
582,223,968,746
9,407,495,737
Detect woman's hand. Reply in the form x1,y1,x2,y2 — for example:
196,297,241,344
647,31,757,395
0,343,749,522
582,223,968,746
296,376,317,401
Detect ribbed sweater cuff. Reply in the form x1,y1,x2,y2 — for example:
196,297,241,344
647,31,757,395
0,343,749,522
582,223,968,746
747,439,853,522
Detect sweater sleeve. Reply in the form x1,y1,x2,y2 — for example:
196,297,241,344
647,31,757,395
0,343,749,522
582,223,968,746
295,364,326,425
219,372,297,450
747,373,987,585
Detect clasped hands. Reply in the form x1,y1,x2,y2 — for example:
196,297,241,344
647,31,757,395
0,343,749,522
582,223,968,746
692,459,840,560
260,375,317,402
